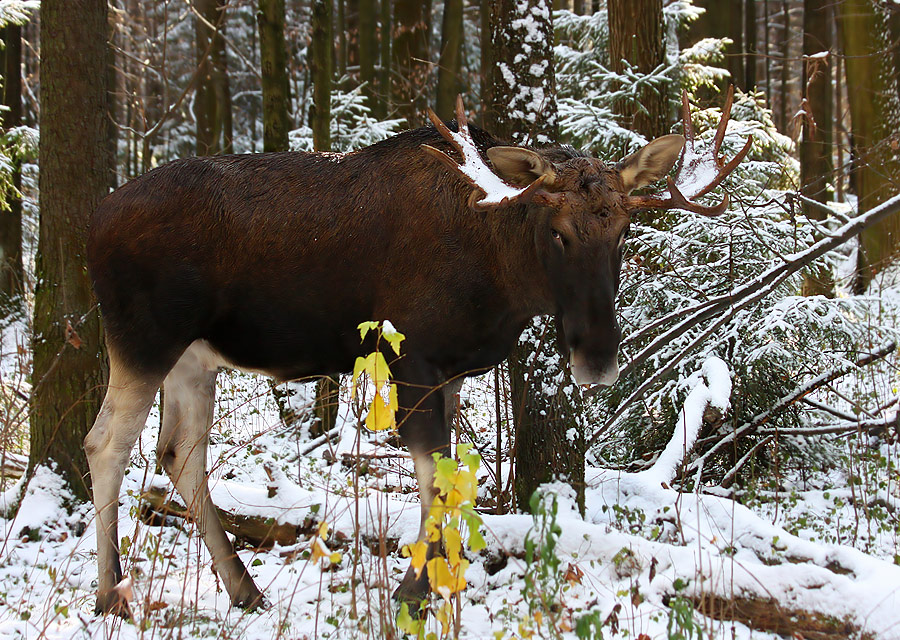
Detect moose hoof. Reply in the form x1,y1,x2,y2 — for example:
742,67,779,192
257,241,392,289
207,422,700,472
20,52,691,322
94,591,132,619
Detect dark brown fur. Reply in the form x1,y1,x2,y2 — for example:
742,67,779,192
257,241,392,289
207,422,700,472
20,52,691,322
86,121,656,612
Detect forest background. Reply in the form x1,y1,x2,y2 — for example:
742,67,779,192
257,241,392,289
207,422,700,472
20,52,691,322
2,0,900,638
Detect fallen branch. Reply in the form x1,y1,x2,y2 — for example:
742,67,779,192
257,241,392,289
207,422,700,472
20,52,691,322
761,415,898,437
139,487,315,548
685,593,870,640
687,342,895,484
0,452,27,481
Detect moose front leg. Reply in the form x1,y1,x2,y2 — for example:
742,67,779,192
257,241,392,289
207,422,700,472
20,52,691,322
393,372,463,606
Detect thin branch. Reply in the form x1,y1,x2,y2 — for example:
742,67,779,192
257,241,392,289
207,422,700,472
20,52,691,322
586,194,900,445
685,342,896,475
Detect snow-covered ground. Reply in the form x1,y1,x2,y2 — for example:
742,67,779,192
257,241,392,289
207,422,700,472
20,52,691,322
2,335,899,639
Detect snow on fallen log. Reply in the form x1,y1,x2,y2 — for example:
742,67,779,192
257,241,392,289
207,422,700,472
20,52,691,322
635,356,731,486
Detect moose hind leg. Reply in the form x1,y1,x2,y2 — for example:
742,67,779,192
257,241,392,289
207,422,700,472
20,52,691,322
157,343,263,610
85,353,160,616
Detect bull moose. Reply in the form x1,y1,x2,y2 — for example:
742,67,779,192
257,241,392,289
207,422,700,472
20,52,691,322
85,91,749,615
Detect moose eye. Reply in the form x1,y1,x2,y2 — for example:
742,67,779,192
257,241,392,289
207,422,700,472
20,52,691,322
551,228,566,247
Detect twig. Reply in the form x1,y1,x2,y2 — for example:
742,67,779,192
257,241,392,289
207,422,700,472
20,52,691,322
800,397,857,422
759,416,897,437
686,342,896,475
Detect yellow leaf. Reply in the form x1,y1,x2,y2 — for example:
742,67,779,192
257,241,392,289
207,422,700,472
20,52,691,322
426,556,466,600
444,527,462,566
318,521,329,538
365,392,395,431
425,515,442,543
357,320,379,341
329,552,342,564
404,541,428,578
351,355,367,398
310,537,329,563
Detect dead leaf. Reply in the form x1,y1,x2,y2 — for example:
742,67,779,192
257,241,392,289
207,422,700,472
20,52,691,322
564,563,584,586
65,320,82,349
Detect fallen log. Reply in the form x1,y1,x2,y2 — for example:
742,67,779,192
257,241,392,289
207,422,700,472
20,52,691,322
683,593,872,640
139,487,316,548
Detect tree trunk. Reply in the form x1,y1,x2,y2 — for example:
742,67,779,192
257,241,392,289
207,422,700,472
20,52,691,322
838,0,900,288
743,0,757,90
435,0,463,120
691,0,744,89
377,0,391,119
800,0,834,296
607,0,667,140
194,0,233,155
358,0,377,110
31,0,110,502
337,0,347,78
258,0,293,152
489,0,585,515
392,0,429,127
1,23,23,300
480,0,491,122
779,0,790,133
310,0,333,152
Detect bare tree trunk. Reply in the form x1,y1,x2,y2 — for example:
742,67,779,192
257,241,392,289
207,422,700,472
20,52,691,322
376,0,390,119
838,0,900,288
258,0,293,151
31,0,110,502
691,0,743,91
1,23,23,300
743,0,757,90
194,0,232,155
435,0,463,120
310,0,333,151
800,0,834,296
489,0,585,515
358,0,377,110
607,0,667,139
336,0,347,78
392,0,429,126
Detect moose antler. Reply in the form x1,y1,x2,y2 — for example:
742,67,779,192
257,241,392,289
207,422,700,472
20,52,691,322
422,96,565,211
625,85,753,216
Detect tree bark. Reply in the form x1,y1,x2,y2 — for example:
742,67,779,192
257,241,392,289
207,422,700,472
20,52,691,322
800,0,834,296
838,0,900,288
691,0,744,88
310,0,333,151
1,23,23,300
376,0,391,119
489,0,585,515
194,0,233,155
392,0,429,127
358,0,377,110
258,0,293,152
607,0,667,140
435,0,463,120
31,0,110,502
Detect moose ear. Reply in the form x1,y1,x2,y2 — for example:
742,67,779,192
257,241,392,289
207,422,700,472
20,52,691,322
618,134,685,194
487,147,557,187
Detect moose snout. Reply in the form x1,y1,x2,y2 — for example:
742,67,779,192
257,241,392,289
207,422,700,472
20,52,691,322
570,349,620,386
564,321,622,386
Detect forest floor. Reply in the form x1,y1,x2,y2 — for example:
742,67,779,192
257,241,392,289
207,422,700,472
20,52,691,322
1,281,900,640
